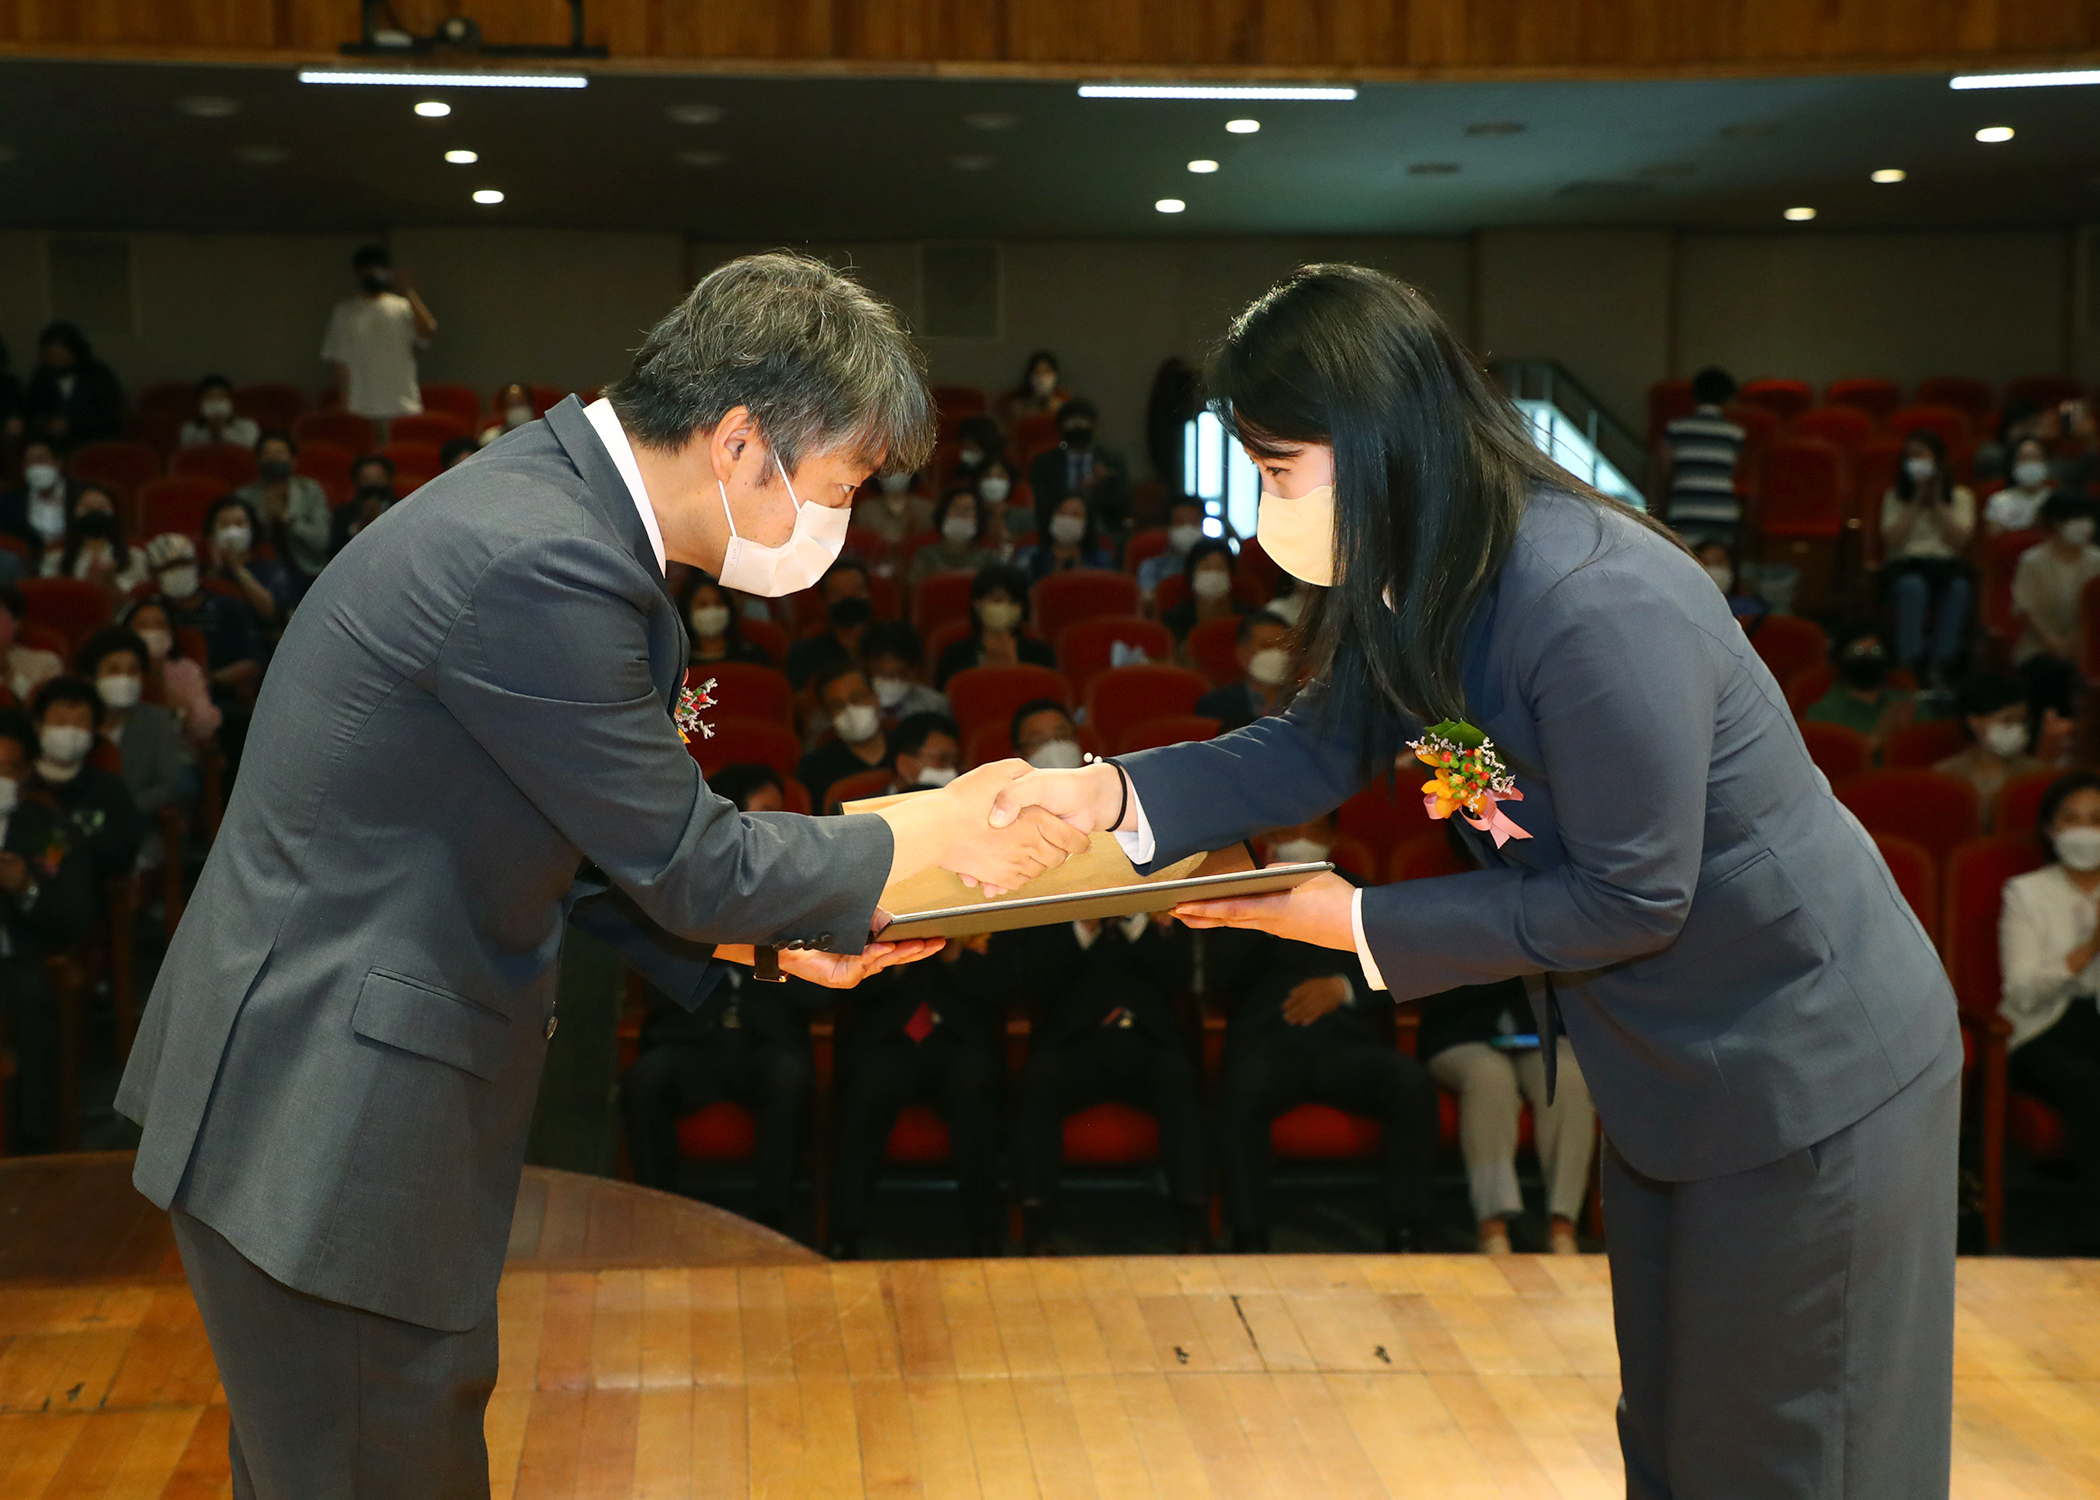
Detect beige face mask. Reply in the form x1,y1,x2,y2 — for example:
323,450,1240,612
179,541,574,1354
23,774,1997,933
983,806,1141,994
1256,484,1336,586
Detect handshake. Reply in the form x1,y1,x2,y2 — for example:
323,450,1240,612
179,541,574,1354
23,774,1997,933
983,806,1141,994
874,757,1135,896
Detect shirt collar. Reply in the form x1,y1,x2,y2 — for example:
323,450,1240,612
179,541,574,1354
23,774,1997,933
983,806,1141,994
583,398,667,574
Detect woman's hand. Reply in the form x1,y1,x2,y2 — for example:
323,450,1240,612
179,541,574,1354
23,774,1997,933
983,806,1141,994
1171,870,1359,951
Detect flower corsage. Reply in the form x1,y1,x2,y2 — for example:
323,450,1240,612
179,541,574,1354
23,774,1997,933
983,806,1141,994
676,674,717,743
1408,719,1531,847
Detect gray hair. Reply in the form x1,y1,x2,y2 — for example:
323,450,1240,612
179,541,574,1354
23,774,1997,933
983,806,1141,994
606,252,934,475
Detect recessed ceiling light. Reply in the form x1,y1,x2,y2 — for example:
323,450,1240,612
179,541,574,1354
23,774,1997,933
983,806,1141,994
1783,205,1817,221
1975,125,2015,142
1408,162,1460,176
1224,119,1260,134
1463,120,1526,136
667,103,723,125
298,71,586,89
445,148,479,164
1870,167,1907,183
1186,159,1219,173
962,111,1018,131
950,153,996,171
178,96,241,118
1951,69,2100,90
414,101,451,117
1155,198,1187,213
233,144,290,165
676,149,726,168
1079,84,1354,100
472,188,505,205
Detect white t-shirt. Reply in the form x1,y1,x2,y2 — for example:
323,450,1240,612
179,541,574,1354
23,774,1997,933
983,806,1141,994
320,292,425,418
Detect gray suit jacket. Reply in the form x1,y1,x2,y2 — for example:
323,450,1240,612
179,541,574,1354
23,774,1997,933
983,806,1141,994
117,397,892,1329
1123,486,1958,1183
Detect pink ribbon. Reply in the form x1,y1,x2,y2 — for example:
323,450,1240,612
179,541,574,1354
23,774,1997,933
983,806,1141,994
1422,784,1532,847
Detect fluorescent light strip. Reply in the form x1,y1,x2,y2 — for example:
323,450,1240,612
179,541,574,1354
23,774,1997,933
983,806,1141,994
1950,69,2100,90
298,70,587,89
1078,84,1356,100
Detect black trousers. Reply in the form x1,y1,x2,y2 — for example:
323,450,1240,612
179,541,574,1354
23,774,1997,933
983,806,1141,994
619,1035,811,1227
1015,1027,1206,1206
1216,1031,1438,1234
171,1209,498,1500
2008,1000,2100,1241
2016,652,2080,720
829,1030,1003,1238
0,955,59,1152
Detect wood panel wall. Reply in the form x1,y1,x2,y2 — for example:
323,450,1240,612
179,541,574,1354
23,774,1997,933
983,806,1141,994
2,1,2097,77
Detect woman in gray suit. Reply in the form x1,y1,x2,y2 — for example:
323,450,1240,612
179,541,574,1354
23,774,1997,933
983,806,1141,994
997,265,1962,1499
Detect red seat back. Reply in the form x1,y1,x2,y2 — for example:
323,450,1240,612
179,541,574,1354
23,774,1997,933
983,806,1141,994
1010,413,1061,465
2003,375,2084,411
1886,405,1973,450
1883,717,1970,769
1122,528,1170,576
1033,570,1140,645
1086,664,1209,747
1982,528,2047,645
418,383,482,432
1340,780,1437,868
1737,378,1814,420
70,441,164,506
294,410,375,453
1851,437,1908,526
135,475,223,540
1870,832,1940,947
1057,616,1173,695
389,412,468,447
134,381,197,422
1647,378,1696,444
912,570,980,636
233,381,306,431
1994,768,2063,839
1724,402,1784,458
18,578,114,654
1836,769,1981,861
946,663,1071,738
2081,575,2100,683
1798,721,1868,783
1115,714,1221,755
691,715,801,779
1389,829,1469,882
1824,378,1901,423
1234,537,1282,607
931,384,987,417
738,617,789,669
168,442,256,490
825,766,896,813
382,442,441,492
1790,406,1874,452
1758,440,1848,539
1942,835,2045,1018
1185,614,1244,686
1747,614,1828,687
700,662,793,726
295,439,355,496
1912,377,1994,428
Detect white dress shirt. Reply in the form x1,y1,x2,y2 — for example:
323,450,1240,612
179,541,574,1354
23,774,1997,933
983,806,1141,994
583,398,668,574
1999,862,2100,1052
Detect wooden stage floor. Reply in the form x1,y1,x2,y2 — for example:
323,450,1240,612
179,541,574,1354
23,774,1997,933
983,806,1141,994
2,1157,2098,1498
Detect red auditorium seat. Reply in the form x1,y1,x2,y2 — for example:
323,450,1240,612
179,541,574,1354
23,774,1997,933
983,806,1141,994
1883,718,1969,769
1870,832,1939,946
946,663,1070,737
912,570,979,636
1389,830,1469,882
1058,616,1174,695
1993,769,2061,839
1647,378,1696,444
233,382,305,431
169,442,257,490
135,476,223,539
1836,769,1980,860
1723,403,1784,462
295,410,376,453
1736,378,1814,420
1185,615,1245,687
18,579,113,653
1087,664,1209,747
675,1100,757,1161
1981,527,2048,650
1010,412,1061,465
700,661,793,726
691,715,801,779
1234,537,1282,607
383,442,442,490
738,617,790,669
885,1104,953,1163
125,410,182,455
69,441,164,508
1062,1101,1158,1165
1116,714,1221,754
931,384,987,417
2003,375,2084,411
1759,441,1849,539
1791,406,1874,452
1123,528,1170,577
1885,406,1972,450
1824,378,1901,424
1849,437,1907,519
1746,614,1828,689
923,620,971,678
134,381,197,422
1033,571,1140,645
390,412,469,447
825,767,894,813
2080,576,2100,685
1152,574,1189,617
1271,1103,1382,1161
294,439,355,494
1340,780,1436,869
419,383,482,431
1797,722,1868,783
1912,377,1994,428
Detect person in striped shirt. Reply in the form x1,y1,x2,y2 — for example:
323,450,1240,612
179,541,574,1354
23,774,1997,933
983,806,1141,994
1664,367,1748,546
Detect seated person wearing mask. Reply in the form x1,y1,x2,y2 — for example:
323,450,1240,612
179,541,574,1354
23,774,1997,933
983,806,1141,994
910,487,1002,585
785,560,875,690
478,384,538,447
862,622,950,725
973,459,1028,548
678,571,770,668
178,375,260,451
119,600,222,749
0,705,95,1153
2010,491,2100,720
0,439,72,566
203,496,295,626
935,565,1055,689
328,483,397,558
883,713,960,795
1196,611,1296,731
1007,908,1205,1253
618,764,819,1233
1998,771,2100,1255
798,660,892,811
78,627,194,826
1803,624,1914,763
1027,398,1129,533
1137,500,1209,600
1161,538,1245,643
42,482,150,599
145,534,267,711
0,584,64,705
347,452,396,499
1693,539,1767,629
947,415,1002,487
235,432,333,591
30,676,144,885
1011,698,1082,770
439,436,477,471
852,470,935,548
1985,437,2059,535
1211,814,1438,1253
1016,495,1112,582
1934,672,2045,828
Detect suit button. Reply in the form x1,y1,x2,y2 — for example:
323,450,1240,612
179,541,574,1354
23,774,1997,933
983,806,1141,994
819,932,834,948
545,1016,558,1040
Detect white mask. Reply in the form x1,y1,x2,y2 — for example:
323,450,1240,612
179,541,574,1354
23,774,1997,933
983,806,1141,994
1031,370,1058,397
23,462,61,494
1904,456,1937,485
942,517,978,547
872,675,911,709
689,604,731,638
1168,523,1202,553
1050,513,1087,546
505,403,534,427
159,566,200,600
201,397,234,422
216,524,252,554
957,446,985,469
914,764,958,788
2062,519,2096,548
715,454,848,598
136,627,173,661
1246,646,1291,686
1191,568,1233,601
2014,460,2051,490
1257,483,1337,586
1026,737,1084,770
0,777,19,817
96,675,142,709
978,476,1011,504
1982,721,2030,758
28,495,65,541
978,599,1023,633
1704,563,1734,594
1270,836,1330,865
38,724,92,765
832,702,881,745
880,471,913,496
2056,825,2100,872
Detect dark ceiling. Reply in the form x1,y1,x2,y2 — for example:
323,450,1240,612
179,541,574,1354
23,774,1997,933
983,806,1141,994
0,57,2095,238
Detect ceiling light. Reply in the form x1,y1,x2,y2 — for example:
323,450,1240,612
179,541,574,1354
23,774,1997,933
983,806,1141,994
1079,84,1354,100
445,148,479,164
1783,206,1817,221
1975,125,2015,142
962,111,1018,131
666,103,723,125
1224,119,1261,134
299,71,586,88
676,149,726,168
1186,159,1219,173
1870,167,1906,183
178,96,241,118
472,188,505,205
951,153,996,171
1951,69,2100,90
233,145,290,165
1155,198,1187,214
414,101,451,117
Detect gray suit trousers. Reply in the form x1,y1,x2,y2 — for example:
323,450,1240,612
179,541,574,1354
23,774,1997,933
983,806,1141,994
1604,1022,1961,1499
171,1210,498,1500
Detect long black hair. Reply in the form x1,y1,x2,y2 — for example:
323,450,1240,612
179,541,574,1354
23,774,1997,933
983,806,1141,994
1893,427,1948,503
1205,263,1665,745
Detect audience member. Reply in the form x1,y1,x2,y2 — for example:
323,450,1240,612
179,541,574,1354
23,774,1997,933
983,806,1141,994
1977,403,2042,486
1011,697,1083,769
1662,366,1746,546
909,488,1002,584
619,762,816,1231
1694,538,1768,628
1007,912,1207,1253
0,584,64,705
348,451,396,496
145,534,267,709
851,470,934,548
78,627,193,822
0,334,21,442
1161,538,1244,642
42,482,150,598
1881,427,1975,682
30,676,144,882
935,565,1055,687
878,712,960,797
1935,672,2044,828
1985,436,2058,534
996,349,1071,428
974,457,1029,545
1137,499,1208,599
1028,398,1130,533
1998,771,2100,1254
861,621,949,724
236,431,332,588
478,383,537,446
178,375,260,450
21,322,124,446
678,572,770,667
439,435,477,471
0,438,71,564
948,415,1003,484
322,245,436,435
1016,495,1113,581
1196,611,1296,730
0,705,95,1153
797,660,891,810
1802,625,1914,762
203,495,294,624
2009,491,2100,719
121,599,223,747
786,597,874,694
329,483,396,557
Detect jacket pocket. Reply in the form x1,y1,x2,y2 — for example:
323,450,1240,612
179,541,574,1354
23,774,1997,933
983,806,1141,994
350,967,511,1082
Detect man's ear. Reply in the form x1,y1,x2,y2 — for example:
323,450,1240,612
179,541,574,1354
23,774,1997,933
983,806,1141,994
706,405,760,484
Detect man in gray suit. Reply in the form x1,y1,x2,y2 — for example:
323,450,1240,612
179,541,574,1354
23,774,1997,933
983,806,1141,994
116,253,1084,1499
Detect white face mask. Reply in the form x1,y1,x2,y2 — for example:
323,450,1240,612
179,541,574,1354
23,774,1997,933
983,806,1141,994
1704,563,1734,594
505,403,534,427
1258,483,1337,586
1026,737,1084,770
159,566,200,600
689,604,731,638
978,476,1011,504
1031,370,1058,397
978,599,1023,634
880,471,912,496
1168,523,1203,553
1246,646,1291,686
2062,519,2096,548
957,446,985,469
23,462,61,494
715,454,849,598
0,777,19,817
1050,513,1087,546
1981,721,2030,758
872,675,911,709
942,516,978,547
201,397,234,422
1191,568,1233,601
136,627,173,661
38,724,92,765
1904,456,1937,485
914,764,958,788
2014,460,2051,490
1270,836,1330,865
97,675,142,710
832,702,882,745
2056,825,2100,872
216,524,252,554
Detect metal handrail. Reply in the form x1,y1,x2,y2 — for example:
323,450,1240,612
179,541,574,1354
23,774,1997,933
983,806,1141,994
1491,360,1649,494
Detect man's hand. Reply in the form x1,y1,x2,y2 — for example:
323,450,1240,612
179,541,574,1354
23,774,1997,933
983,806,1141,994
987,761,1127,835
1171,870,1358,951
1282,975,1350,1026
931,761,1092,896
778,937,943,988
